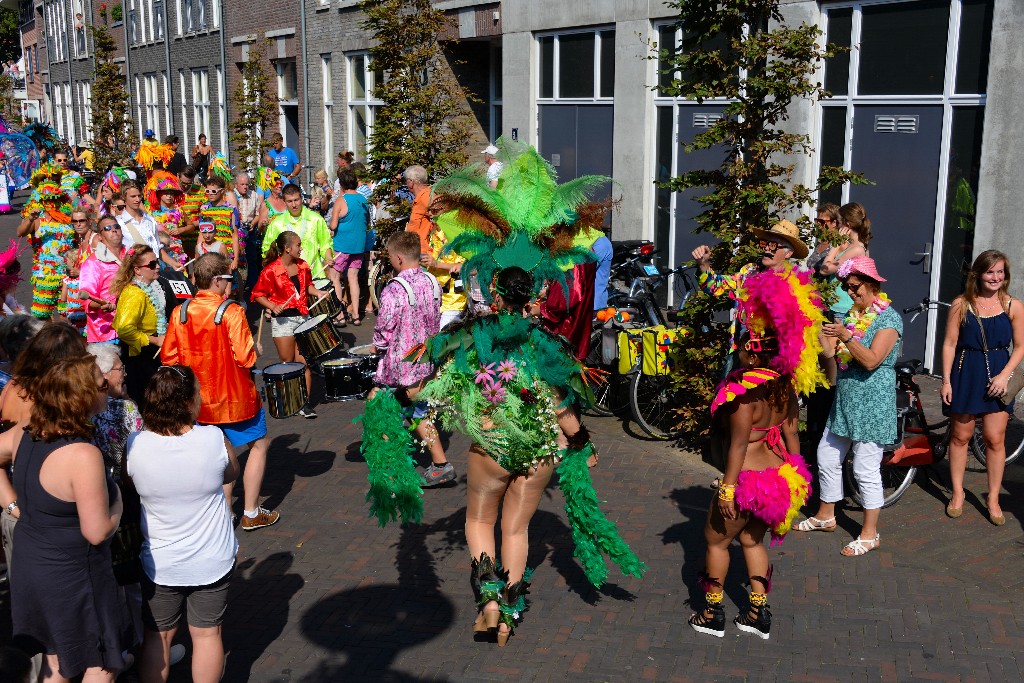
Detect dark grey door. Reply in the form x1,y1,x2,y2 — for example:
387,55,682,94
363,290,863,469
672,104,730,269
849,105,943,363
538,104,613,188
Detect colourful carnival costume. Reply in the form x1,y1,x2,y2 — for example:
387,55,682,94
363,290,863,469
24,181,75,319
691,267,823,640
145,171,188,264
357,140,645,643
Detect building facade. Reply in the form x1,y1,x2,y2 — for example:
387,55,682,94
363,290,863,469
19,0,1024,368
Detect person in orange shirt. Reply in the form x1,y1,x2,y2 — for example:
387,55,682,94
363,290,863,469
404,165,432,254
161,251,279,531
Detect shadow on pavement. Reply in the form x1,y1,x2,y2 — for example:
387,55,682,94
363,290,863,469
222,552,304,682
239,433,337,515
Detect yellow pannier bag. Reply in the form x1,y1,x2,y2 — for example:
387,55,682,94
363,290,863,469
642,326,682,376
617,328,644,374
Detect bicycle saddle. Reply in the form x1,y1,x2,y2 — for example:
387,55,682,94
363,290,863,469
894,359,923,375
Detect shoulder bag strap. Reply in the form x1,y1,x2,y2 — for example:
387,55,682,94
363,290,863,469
969,302,993,381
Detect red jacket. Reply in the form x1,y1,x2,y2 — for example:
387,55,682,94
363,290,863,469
250,258,313,314
161,290,260,424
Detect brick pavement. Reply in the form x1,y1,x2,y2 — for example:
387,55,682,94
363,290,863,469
2,211,1024,681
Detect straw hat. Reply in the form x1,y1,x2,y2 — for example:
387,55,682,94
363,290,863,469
749,219,808,260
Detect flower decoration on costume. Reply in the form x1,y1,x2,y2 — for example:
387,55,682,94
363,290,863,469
497,359,518,382
835,292,892,370
475,362,496,385
837,259,855,279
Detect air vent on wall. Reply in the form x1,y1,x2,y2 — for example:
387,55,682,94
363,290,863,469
874,115,919,134
692,113,723,128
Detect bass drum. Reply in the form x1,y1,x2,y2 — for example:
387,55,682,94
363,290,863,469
263,362,307,418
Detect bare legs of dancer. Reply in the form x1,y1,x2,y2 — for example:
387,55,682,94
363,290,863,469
464,445,554,639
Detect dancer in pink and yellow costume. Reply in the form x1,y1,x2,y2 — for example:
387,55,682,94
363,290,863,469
689,267,824,640
17,179,76,319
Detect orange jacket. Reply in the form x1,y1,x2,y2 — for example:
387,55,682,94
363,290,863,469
250,258,314,315
161,290,260,424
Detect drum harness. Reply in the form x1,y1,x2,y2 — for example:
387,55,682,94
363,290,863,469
177,298,240,325
386,272,442,307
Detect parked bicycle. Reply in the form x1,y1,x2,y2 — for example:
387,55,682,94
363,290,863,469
843,297,1024,508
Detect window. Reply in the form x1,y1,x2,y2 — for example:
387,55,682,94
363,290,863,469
144,74,161,138
347,51,382,159
322,55,333,173
80,81,92,139
174,0,182,36
53,84,63,138
191,68,210,142
73,1,87,56
163,73,170,136
277,61,298,102
211,0,220,29
490,45,502,141
128,0,139,44
154,0,164,40
134,75,143,137
217,66,227,161
537,28,615,100
183,0,205,33
858,0,949,95
179,70,189,146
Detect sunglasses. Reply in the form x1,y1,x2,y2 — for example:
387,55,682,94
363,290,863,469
843,281,865,293
213,274,234,282
744,337,775,353
815,218,834,226
72,218,88,224
113,204,126,210
205,189,222,195
140,260,160,270
758,240,785,252
101,224,121,231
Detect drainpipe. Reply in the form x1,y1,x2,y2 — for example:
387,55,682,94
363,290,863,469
299,0,311,187
218,0,228,160
163,0,173,134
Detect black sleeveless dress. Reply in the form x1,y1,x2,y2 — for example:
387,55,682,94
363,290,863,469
11,435,131,677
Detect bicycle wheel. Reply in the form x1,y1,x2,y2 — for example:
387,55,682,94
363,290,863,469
971,413,1024,467
584,329,618,417
629,372,680,440
843,455,917,509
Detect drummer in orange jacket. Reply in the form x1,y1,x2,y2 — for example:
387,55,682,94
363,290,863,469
161,251,280,531
251,230,330,418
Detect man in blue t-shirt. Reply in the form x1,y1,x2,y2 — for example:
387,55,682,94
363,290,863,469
266,133,301,185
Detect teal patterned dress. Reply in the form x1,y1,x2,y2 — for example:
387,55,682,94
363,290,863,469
827,305,903,445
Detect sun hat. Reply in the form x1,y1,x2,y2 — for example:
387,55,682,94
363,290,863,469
837,256,886,283
749,219,809,260
482,145,499,156
144,128,155,138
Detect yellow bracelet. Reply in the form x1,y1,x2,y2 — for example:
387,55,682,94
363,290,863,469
718,484,736,502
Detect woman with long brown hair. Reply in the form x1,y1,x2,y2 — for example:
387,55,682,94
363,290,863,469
1,355,131,681
940,250,1024,524
817,202,870,318
111,246,166,406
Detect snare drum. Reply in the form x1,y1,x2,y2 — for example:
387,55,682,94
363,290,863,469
309,279,342,319
263,362,307,418
322,357,373,401
294,314,340,362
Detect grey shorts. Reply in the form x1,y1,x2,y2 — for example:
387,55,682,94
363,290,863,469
142,565,234,631
271,314,307,338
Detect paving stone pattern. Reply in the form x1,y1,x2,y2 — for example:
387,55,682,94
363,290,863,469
2,213,1023,681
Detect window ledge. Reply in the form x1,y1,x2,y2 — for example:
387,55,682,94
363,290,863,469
111,20,123,27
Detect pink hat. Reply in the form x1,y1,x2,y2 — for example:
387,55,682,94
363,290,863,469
838,256,886,282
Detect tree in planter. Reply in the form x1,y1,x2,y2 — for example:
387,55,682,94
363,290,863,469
230,39,278,173
89,24,137,172
358,0,477,228
658,0,865,439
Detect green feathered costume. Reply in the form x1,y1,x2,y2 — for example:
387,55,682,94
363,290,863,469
358,138,645,590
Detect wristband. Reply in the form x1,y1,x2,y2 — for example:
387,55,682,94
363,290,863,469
6,501,17,514
565,424,591,450
718,484,736,502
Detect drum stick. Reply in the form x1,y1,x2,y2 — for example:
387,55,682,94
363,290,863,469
180,256,197,270
309,294,329,311
256,312,265,355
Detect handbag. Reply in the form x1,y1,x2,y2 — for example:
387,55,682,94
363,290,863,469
968,301,1024,406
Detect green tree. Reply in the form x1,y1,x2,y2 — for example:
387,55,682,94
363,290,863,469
658,0,865,438
230,39,278,172
0,74,20,129
0,8,20,65
358,0,476,190
89,24,137,172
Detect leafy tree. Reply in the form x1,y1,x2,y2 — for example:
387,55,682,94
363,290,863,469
358,0,476,194
230,39,278,172
89,24,137,172
0,74,20,129
0,8,19,66
658,0,865,438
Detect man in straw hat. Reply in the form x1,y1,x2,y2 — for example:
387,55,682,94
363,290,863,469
691,219,810,363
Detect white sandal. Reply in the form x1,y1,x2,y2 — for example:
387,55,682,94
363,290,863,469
794,516,837,532
841,534,880,556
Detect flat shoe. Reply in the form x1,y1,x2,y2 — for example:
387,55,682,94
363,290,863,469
794,516,837,532
841,534,880,556
945,503,963,518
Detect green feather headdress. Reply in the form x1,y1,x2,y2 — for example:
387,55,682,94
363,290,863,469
430,138,610,301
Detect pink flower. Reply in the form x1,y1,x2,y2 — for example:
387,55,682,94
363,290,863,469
482,382,506,404
496,360,517,382
474,362,496,385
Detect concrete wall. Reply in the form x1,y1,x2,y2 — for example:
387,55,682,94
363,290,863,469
973,0,1024,296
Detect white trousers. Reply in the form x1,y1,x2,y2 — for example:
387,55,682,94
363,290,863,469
816,427,884,510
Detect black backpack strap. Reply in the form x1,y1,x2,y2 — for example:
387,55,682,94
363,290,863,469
214,299,239,325
178,298,191,324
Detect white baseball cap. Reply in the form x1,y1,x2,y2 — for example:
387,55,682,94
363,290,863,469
482,145,499,155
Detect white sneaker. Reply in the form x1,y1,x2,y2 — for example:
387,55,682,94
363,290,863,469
170,643,187,666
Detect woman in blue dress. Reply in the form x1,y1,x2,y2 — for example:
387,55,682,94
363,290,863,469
940,250,1024,525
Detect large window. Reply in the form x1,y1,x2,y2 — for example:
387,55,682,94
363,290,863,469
537,28,615,101
181,0,205,33
154,0,164,40
73,1,87,57
346,52,382,159
179,70,190,145
322,54,334,173
191,68,211,140
143,74,161,138
79,81,92,140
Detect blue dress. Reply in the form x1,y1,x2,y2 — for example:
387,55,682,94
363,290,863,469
947,307,1014,415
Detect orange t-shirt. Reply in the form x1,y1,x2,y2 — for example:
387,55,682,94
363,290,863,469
407,186,432,253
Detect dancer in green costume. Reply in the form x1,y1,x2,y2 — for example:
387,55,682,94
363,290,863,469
357,140,645,647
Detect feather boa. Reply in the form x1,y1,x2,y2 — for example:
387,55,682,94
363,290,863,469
354,390,424,526
736,266,826,395
735,453,812,546
557,442,647,587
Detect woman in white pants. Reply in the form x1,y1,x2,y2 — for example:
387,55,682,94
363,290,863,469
795,257,902,556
